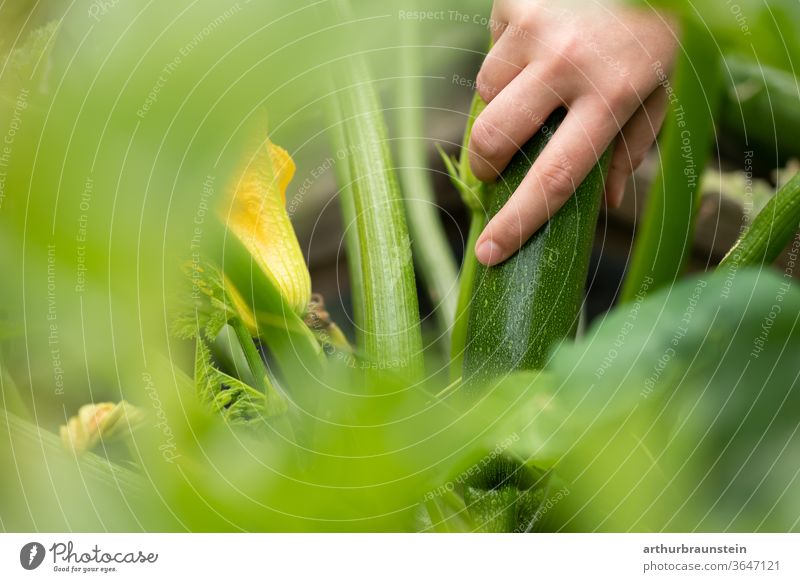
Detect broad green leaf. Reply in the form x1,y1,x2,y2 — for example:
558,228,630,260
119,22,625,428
490,269,800,531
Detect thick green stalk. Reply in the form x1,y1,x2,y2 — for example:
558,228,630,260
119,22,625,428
329,97,365,350
620,24,724,303
396,19,459,342
720,171,800,269
331,26,424,383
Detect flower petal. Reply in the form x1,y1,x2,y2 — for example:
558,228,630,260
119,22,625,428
223,136,311,315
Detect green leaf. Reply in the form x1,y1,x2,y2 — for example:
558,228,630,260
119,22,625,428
194,338,286,424
477,269,800,531
171,260,236,342
0,409,147,530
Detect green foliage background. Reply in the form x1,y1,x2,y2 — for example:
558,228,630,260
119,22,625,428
0,0,798,532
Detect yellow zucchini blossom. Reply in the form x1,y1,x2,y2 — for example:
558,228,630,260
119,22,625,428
222,136,311,316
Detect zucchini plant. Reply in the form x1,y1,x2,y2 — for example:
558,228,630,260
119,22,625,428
1,0,799,535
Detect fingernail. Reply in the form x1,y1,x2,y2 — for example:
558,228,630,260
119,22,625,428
605,179,625,209
475,239,503,266
611,183,625,208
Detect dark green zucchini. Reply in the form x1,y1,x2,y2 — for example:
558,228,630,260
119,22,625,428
460,108,611,532
462,108,612,387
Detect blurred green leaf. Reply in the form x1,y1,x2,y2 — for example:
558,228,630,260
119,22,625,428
502,269,800,531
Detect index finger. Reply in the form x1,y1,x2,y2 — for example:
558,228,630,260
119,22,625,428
475,102,619,266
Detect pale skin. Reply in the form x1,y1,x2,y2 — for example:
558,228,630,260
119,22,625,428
471,0,680,266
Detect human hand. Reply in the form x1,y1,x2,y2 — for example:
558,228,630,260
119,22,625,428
471,0,679,266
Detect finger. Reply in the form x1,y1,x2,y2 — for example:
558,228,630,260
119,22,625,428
488,2,508,42
475,32,529,103
605,86,668,207
469,65,564,182
604,142,629,209
488,0,514,42
475,100,619,266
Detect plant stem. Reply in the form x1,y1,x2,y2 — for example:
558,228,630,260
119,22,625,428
448,91,488,381
218,231,323,408
450,211,485,381
229,317,272,395
213,324,258,389
397,19,459,343
331,7,425,384
620,22,724,303
211,324,296,440
329,96,365,350
720,171,800,269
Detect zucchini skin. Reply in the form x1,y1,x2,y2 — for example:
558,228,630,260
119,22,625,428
459,109,610,532
463,108,612,387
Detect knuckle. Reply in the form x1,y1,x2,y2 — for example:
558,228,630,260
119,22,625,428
607,84,638,113
515,10,538,33
475,71,497,103
538,49,578,93
554,33,581,64
536,58,561,87
537,161,575,199
470,120,500,161
491,210,525,246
